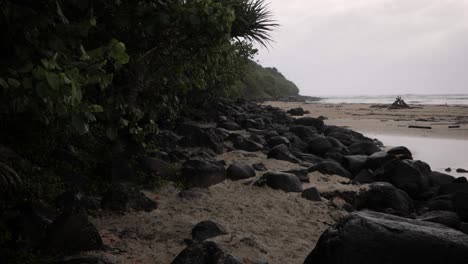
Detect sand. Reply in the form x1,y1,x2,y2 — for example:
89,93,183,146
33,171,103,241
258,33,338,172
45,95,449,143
75,151,361,264
265,101,468,140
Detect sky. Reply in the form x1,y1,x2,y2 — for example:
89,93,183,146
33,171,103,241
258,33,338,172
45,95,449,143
256,0,468,96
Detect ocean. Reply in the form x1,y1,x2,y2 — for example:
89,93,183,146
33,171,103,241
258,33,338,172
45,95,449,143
315,94,468,105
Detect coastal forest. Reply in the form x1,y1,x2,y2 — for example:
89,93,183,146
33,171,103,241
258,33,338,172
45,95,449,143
0,0,298,262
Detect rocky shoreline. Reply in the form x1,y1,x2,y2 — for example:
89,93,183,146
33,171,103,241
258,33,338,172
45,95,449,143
3,100,468,263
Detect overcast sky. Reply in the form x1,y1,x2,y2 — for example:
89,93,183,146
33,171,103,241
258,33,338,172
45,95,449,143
256,0,468,96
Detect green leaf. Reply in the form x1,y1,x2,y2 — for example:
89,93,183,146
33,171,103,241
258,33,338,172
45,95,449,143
88,104,104,113
7,78,21,88
45,72,60,90
72,115,89,135
0,78,9,88
89,17,97,26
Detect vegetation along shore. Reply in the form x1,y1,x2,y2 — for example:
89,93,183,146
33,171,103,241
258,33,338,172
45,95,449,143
1,0,468,264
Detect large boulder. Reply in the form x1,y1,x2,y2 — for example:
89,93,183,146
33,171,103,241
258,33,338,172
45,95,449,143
307,136,333,156
294,117,324,131
343,155,368,175
430,171,455,187
233,137,264,152
302,187,322,201
289,125,318,142
348,141,380,156
192,220,228,241
365,151,394,170
267,144,301,163
304,211,468,264
266,136,291,149
101,184,157,212
356,182,414,214
261,172,303,192
287,107,305,116
308,161,352,179
387,146,413,160
177,126,224,154
226,163,256,180
219,122,241,131
453,192,468,221
282,168,310,182
439,183,468,195
182,159,226,188
283,132,309,151
417,211,461,229
46,211,103,253
375,159,431,199
171,241,241,264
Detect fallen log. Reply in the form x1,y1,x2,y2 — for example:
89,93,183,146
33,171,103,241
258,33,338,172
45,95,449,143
449,125,461,128
408,125,432,129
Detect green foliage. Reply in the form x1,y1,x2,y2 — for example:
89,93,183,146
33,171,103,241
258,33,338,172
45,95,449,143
229,60,299,100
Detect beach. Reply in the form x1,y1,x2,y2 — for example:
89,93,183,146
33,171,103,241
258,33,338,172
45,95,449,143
266,101,468,176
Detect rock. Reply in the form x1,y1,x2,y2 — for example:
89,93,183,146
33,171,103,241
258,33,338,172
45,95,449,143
439,183,468,195
356,182,414,214
46,211,103,253
446,168,452,172
58,257,110,264
287,107,305,116
252,163,267,171
365,151,394,170
417,211,461,229
352,169,375,184
430,171,455,186
289,125,318,142
267,144,301,164
141,157,176,180
343,155,368,175
0,162,22,198
454,177,468,183
261,172,303,192
219,122,241,131
266,136,291,149
453,192,468,221
182,159,226,188
282,168,310,182
283,132,309,151
227,163,256,180
233,137,264,152
293,151,324,164
192,220,228,241
178,189,205,200
325,137,348,153
308,161,352,179
457,168,468,173
101,184,157,212
302,187,322,201
375,159,430,199
294,117,324,131
178,126,224,154
407,160,432,178
425,195,454,212
387,146,413,160
307,136,333,156
171,241,241,264
348,141,380,156
249,134,266,146
304,211,468,264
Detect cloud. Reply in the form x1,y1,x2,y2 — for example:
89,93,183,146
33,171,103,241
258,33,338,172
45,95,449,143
257,0,468,95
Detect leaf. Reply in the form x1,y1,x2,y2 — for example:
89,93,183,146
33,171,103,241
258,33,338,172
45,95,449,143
0,78,9,88
7,78,21,88
88,104,104,113
56,1,69,24
89,17,97,26
72,115,89,135
45,72,60,90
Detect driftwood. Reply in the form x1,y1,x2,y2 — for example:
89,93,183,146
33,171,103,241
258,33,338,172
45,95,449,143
449,125,461,128
388,96,410,109
408,125,432,129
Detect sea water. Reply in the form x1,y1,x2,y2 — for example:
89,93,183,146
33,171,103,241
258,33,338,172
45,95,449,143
315,94,468,105
366,133,468,178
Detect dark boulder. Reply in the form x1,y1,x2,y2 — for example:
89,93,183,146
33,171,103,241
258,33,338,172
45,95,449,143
287,107,305,116
352,169,375,184
425,195,454,212
267,144,301,164
283,132,309,151
289,125,317,142
101,184,157,212
171,241,241,264
407,160,432,178
141,157,176,180
192,220,228,241
457,168,468,173
307,136,333,156
266,136,291,149
226,163,256,180
308,161,352,179
219,122,241,131
387,146,413,160
417,211,461,229
304,211,468,264
375,159,431,199
233,137,264,152
327,132,354,146
294,117,324,131
348,141,380,156
439,183,468,195
46,211,103,253
365,151,394,170
293,151,324,164
454,177,468,183
343,155,368,175
178,126,224,154
356,182,414,214
453,192,468,221
282,168,310,182
430,171,455,187
261,172,303,192
302,187,322,201
252,163,268,171
182,159,226,188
